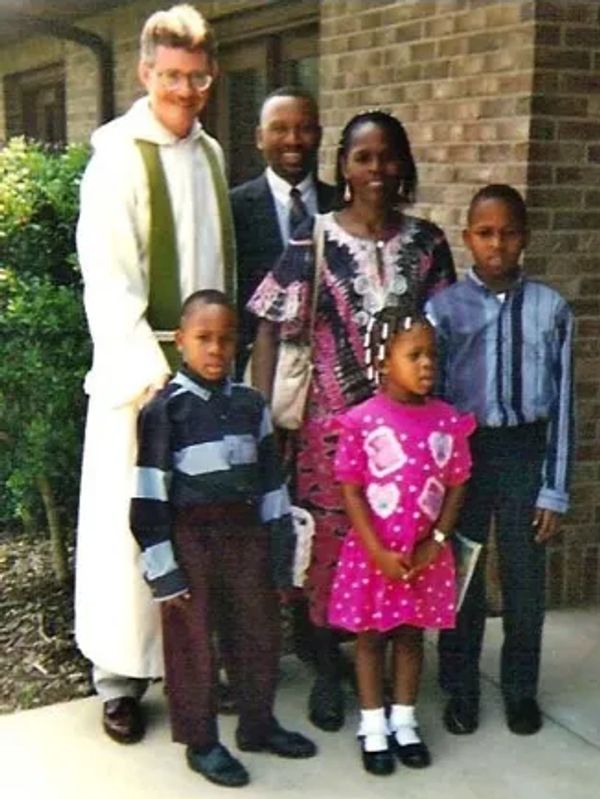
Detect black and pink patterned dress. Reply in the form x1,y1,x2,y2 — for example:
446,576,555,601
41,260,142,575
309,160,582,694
248,211,456,626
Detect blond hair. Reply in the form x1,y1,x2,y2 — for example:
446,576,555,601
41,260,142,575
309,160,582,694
140,4,216,64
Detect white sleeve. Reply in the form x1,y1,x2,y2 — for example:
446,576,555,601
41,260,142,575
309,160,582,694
77,145,170,408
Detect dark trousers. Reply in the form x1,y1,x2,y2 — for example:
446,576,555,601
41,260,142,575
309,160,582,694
160,506,281,748
439,423,547,705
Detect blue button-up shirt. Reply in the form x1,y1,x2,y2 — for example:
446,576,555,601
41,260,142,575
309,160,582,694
426,269,574,513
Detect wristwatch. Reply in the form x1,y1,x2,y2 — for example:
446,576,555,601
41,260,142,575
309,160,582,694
432,528,448,545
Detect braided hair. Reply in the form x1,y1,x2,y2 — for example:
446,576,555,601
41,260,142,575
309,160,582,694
363,295,432,385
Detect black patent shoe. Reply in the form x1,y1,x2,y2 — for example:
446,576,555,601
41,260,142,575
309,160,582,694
391,734,431,769
359,738,395,776
443,695,479,735
186,743,249,787
308,674,345,731
505,698,542,735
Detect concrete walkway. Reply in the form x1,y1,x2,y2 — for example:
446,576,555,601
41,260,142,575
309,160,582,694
1,609,599,799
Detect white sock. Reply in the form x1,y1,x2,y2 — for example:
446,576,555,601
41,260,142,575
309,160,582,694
389,704,421,746
358,707,389,752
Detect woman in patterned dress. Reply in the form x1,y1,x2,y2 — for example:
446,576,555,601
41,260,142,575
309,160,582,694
248,111,456,731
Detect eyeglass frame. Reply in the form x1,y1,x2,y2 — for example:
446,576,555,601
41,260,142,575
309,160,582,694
154,69,214,93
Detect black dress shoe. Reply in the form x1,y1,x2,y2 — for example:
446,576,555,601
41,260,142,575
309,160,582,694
391,735,431,769
308,674,344,731
443,695,479,735
102,697,145,744
237,719,317,758
186,743,249,787
505,698,542,735
359,738,395,776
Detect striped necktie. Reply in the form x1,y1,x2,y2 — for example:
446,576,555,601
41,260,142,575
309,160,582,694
289,187,309,237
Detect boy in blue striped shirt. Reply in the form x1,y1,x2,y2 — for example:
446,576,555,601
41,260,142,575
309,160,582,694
130,290,316,787
426,185,574,737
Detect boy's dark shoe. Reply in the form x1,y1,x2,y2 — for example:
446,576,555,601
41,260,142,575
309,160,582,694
505,698,542,735
236,719,317,758
359,738,395,776
308,674,345,731
102,697,145,744
390,735,431,769
186,743,249,787
443,695,479,735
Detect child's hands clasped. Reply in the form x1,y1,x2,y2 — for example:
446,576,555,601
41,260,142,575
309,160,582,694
402,537,444,581
375,548,412,581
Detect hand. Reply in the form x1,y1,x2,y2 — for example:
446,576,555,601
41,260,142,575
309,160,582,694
533,508,562,543
140,375,170,407
162,590,191,609
404,537,443,581
375,548,412,581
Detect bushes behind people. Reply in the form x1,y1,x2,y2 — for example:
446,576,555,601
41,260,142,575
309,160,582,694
0,138,90,582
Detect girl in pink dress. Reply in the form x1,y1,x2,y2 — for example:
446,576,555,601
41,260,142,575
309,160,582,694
328,306,475,776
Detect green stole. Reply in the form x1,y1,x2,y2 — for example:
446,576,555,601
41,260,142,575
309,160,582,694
136,132,236,371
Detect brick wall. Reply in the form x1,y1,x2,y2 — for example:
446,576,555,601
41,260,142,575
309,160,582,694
526,0,600,605
319,0,600,608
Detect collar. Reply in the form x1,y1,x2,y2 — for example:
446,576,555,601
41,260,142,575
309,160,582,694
265,167,315,206
173,365,232,401
466,266,525,296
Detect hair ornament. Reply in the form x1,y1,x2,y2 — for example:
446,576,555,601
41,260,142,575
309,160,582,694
403,316,412,330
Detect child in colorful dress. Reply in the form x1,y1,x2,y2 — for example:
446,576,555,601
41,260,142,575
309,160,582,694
328,303,475,776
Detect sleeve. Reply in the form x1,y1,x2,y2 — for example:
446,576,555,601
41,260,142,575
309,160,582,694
129,395,189,601
419,226,457,309
246,216,317,341
256,401,295,588
536,300,575,513
77,145,170,408
445,411,477,487
334,412,367,485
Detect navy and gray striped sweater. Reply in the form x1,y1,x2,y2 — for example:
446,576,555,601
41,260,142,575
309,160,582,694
130,366,295,599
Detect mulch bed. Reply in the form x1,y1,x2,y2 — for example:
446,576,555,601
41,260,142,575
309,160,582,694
0,532,93,714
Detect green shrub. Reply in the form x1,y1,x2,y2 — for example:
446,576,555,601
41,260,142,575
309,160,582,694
0,139,90,580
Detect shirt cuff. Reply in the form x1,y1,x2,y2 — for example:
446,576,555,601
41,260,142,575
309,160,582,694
147,568,189,600
536,486,569,515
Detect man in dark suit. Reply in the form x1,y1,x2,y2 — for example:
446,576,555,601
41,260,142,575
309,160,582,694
231,86,336,378
230,87,345,733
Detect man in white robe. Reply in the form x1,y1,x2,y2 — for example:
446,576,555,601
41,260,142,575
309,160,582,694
75,4,231,743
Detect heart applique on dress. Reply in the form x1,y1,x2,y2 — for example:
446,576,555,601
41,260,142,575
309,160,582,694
366,482,400,519
417,476,446,520
428,431,454,468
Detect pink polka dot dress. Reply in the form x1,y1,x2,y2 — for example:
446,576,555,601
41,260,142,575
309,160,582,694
328,392,476,633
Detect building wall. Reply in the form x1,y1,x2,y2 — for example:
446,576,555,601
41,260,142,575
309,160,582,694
526,0,600,605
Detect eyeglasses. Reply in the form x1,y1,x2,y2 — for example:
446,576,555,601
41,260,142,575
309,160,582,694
155,69,213,93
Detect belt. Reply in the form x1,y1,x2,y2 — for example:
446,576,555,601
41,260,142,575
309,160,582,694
182,501,258,525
